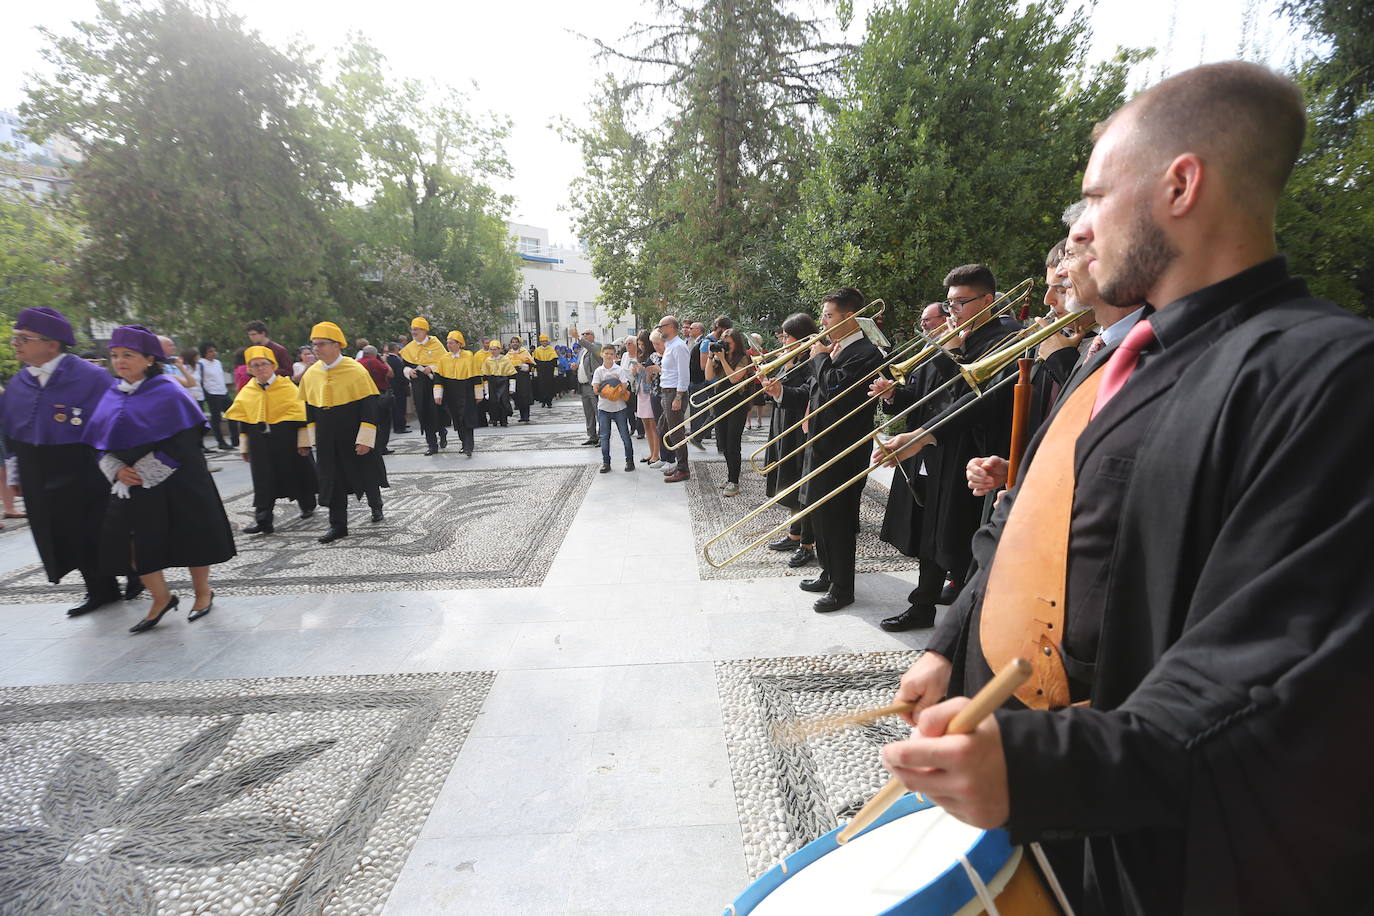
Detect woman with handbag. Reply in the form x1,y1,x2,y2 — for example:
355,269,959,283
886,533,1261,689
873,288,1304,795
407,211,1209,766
592,345,635,473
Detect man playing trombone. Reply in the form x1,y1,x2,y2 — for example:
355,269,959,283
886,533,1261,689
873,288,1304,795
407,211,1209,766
760,288,885,612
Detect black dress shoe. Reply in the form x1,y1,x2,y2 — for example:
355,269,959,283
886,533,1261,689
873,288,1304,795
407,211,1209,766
423,447,439,456
187,591,214,622
582,438,599,446
130,596,179,633
938,582,963,605
123,579,144,602
768,535,800,552
381,448,396,455
799,576,831,593
242,523,273,535
787,547,816,569
881,605,937,632
68,592,118,617
813,591,855,613
371,507,384,523
318,527,348,544
299,508,316,520
462,450,473,457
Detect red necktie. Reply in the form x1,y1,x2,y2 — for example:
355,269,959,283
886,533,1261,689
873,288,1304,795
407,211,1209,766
1090,318,1156,419
1085,334,1106,358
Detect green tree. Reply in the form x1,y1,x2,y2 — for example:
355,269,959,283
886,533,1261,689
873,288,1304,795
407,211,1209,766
568,0,843,327
329,39,520,334
347,247,499,345
1276,0,1374,314
790,0,1135,331
0,189,87,379
20,0,353,346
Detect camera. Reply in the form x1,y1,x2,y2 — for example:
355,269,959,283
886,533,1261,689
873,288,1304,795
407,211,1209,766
708,340,727,353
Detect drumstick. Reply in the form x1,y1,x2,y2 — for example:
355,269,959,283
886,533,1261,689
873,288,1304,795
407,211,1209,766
773,701,917,745
836,658,1031,845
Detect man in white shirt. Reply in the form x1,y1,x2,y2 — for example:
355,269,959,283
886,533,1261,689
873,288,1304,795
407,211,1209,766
657,315,692,482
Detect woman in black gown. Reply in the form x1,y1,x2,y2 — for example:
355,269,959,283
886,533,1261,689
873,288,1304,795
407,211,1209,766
84,325,236,633
763,313,820,568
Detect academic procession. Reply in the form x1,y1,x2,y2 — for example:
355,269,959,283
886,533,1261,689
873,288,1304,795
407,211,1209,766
2,60,1373,915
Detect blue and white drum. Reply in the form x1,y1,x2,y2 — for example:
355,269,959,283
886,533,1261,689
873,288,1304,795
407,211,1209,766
724,794,1059,916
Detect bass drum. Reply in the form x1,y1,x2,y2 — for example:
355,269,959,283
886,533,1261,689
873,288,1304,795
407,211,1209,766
724,794,1061,916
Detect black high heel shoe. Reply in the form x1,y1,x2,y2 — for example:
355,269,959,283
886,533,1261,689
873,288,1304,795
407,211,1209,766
188,591,215,622
130,596,179,634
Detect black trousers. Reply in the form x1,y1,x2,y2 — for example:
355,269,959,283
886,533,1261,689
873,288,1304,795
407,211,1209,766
79,566,120,600
909,557,947,606
788,512,813,544
375,392,393,453
717,407,746,483
327,487,382,531
390,386,408,432
809,483,862,597
254,493,317,529
204,393,231,446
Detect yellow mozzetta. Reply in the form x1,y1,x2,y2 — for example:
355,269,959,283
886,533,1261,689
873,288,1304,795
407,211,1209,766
400,336,445,367
224,375,307,425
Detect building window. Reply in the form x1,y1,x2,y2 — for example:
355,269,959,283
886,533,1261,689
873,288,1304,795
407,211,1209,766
521,300,538,324
518,236,539,253
544,300,559,324
584,303,597,324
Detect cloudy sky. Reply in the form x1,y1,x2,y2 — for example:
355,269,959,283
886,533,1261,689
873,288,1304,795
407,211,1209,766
2,0,1310,244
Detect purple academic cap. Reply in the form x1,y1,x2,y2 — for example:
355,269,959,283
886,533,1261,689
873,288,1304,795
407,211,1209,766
14,307,75,346
109,325,165,360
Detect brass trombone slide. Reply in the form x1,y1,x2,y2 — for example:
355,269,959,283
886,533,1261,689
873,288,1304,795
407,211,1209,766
703,308,1090,569
747,279,1033,475
662,299,886,451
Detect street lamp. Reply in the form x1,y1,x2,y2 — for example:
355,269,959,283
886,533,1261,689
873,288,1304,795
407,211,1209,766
569,306,578,341
525,284,541,348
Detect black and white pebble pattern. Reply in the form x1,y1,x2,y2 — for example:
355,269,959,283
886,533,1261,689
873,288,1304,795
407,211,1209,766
0,671,494,914
715,651,922,877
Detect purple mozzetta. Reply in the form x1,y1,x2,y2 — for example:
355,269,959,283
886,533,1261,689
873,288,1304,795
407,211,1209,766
82,374,207,452
0,355,115,446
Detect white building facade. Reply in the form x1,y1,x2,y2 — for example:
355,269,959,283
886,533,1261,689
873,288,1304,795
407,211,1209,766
0,109,79,199
497,222,640,348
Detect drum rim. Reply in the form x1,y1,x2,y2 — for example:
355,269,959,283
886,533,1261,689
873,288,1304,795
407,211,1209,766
725,793,1015,916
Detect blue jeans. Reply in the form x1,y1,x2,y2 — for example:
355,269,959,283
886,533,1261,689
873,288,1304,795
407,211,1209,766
598,408,634,464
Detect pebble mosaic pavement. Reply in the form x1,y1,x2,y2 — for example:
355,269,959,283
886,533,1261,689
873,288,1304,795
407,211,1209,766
0,672,494,914
0,465,597,601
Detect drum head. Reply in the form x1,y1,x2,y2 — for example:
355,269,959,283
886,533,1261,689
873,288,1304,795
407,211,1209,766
726,794,1015,916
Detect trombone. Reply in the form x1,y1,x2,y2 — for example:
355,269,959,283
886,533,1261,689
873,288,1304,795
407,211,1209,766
748,279,1033,475
703,308,1091,568
661,299,886,452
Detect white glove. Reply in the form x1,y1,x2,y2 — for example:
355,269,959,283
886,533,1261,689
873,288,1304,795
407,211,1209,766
403,367,418,380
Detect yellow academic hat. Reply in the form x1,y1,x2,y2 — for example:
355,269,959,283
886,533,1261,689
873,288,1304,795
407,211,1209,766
539,333,549,342
245,345,277,367
310,321,346,345
411,316,429,331
448,330,466,346
488,340,502,350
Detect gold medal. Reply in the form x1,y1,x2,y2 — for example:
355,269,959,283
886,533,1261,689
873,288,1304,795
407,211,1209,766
54,413,67,423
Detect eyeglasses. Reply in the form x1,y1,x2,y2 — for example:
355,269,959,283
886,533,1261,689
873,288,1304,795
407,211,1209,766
10,334,52,345
309,340,338,349
940,295,985,314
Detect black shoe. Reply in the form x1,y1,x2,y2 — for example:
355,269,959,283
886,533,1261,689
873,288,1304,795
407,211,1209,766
299,508,316,520
400,427,412,433
788,547,816,569
242,523,273,535
768,535,800,552
813,591,855,613
123,579,144,601
439,436,448,449
462,450,473,457
187,591,214,622
130,596,179,633
582,438,599,446
625,461,635,472
881,605,937,632
318,527,348,544
600,464,611,474
217,444,235,451
68,592,118,617
381,449,396,455
799,576,831,593
423,447,438,456
938,582,963,605
371,507,384,523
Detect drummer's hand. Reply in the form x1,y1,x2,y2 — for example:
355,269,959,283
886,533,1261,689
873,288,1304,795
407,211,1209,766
966,456,1007,496
869,377,896,401
894,650,952,726
882,696,1010,830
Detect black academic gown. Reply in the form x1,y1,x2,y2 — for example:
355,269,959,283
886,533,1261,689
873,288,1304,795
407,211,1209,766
99,427,237,575
9,440,115,583
243,420,318,510
912,315,1022,573
779,337,886,594
931,258,1374,915
534,356,557,405
307,396,388,505
763,359,813,509
876,357,950,557
512,358,534,411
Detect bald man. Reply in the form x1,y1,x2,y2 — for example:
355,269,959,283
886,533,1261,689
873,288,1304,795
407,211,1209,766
879,62,1374,914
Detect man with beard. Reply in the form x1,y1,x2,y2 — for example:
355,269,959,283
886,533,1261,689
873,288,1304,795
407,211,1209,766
1,307,134,615
873,265,1022,630
878,62,1374,914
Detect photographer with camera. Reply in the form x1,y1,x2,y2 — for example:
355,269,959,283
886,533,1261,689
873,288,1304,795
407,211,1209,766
704,328,755,497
